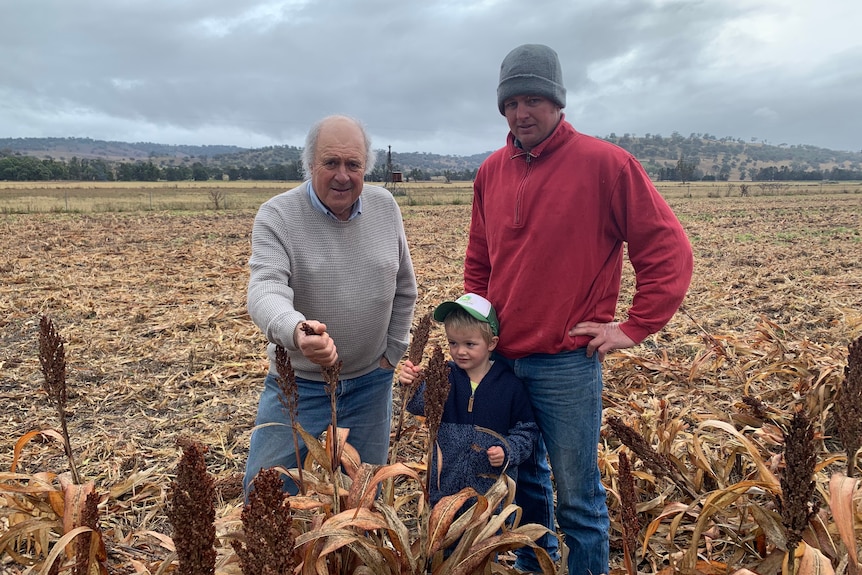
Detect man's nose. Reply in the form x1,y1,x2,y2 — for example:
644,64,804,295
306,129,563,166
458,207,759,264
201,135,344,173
334,164,350,180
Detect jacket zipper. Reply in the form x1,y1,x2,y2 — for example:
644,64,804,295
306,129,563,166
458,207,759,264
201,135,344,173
515,154,533,226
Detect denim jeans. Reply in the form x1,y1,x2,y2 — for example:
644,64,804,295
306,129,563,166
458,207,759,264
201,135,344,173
243,367,394,495
497,349,609,575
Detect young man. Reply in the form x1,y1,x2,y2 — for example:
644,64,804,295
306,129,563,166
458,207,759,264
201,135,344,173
399,293,538,506
465,44,694,574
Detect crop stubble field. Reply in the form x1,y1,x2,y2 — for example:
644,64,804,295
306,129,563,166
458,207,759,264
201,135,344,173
1,179,855,212
1,184,861,573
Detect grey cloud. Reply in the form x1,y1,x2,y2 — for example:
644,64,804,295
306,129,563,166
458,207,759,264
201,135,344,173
1,0,860,155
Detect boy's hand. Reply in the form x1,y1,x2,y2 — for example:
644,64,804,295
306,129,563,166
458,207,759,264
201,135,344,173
487,445,505,467
398,360,422,386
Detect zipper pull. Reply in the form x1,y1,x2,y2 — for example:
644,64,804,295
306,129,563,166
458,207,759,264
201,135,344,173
468,394,474,413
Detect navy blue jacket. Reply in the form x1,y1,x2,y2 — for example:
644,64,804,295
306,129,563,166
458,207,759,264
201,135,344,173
407,360,538,505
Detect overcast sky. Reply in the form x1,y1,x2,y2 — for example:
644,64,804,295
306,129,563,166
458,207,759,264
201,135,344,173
2,0,860,156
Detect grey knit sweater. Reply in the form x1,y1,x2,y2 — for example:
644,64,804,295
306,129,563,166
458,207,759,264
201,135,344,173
247,181,417,381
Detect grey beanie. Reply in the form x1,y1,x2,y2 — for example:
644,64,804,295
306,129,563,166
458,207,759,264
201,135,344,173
497,44,566,115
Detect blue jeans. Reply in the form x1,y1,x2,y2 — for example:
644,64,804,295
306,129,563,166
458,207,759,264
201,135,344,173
243,367,394,495
497,349,609,575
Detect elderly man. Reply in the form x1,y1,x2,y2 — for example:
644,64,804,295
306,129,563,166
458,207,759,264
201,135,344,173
243,115,417,495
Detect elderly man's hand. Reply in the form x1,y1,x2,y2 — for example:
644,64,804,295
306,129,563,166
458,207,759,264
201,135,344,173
295,320,339,367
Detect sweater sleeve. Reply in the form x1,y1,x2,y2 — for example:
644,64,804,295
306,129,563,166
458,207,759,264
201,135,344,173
464,173,491,297
386,204,418,365
614,158,694,343
502,421,539,467
405,381,427,416
247,200,305,351
500,379,538,467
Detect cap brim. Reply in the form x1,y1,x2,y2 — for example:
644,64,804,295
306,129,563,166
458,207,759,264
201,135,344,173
433,301,460,323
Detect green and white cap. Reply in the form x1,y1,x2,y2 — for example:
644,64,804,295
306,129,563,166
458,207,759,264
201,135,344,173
433,293,499,335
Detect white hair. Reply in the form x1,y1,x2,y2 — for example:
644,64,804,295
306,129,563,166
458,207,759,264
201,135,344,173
300,115,377,178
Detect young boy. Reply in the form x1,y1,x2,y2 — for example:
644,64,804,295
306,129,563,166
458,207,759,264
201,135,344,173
400,293,538,506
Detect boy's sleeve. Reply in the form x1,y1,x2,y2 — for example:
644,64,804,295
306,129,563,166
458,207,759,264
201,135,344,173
405,382,427,416
503,421,539,467
502,380,539,467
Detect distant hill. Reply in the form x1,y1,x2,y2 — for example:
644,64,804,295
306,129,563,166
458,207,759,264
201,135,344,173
2,134,861,182
0,137,246,161
602,132,862,181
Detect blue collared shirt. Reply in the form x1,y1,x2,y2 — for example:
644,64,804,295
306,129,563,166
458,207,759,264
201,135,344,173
307,181,362,221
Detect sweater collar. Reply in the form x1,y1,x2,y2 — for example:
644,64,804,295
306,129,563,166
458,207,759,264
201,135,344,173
508,113,577,159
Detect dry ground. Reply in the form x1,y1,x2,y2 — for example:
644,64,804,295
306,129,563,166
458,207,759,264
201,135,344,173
1,192,861,572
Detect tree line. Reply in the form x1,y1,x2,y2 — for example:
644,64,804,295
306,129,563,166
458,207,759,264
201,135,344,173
0,154,479,183
0,155,305,182
3,131,862,182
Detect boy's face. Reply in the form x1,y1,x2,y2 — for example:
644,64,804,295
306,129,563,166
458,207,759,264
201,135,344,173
445,324,498,373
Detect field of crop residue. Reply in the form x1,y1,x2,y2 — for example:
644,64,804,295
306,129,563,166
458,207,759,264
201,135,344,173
1,192,861,574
